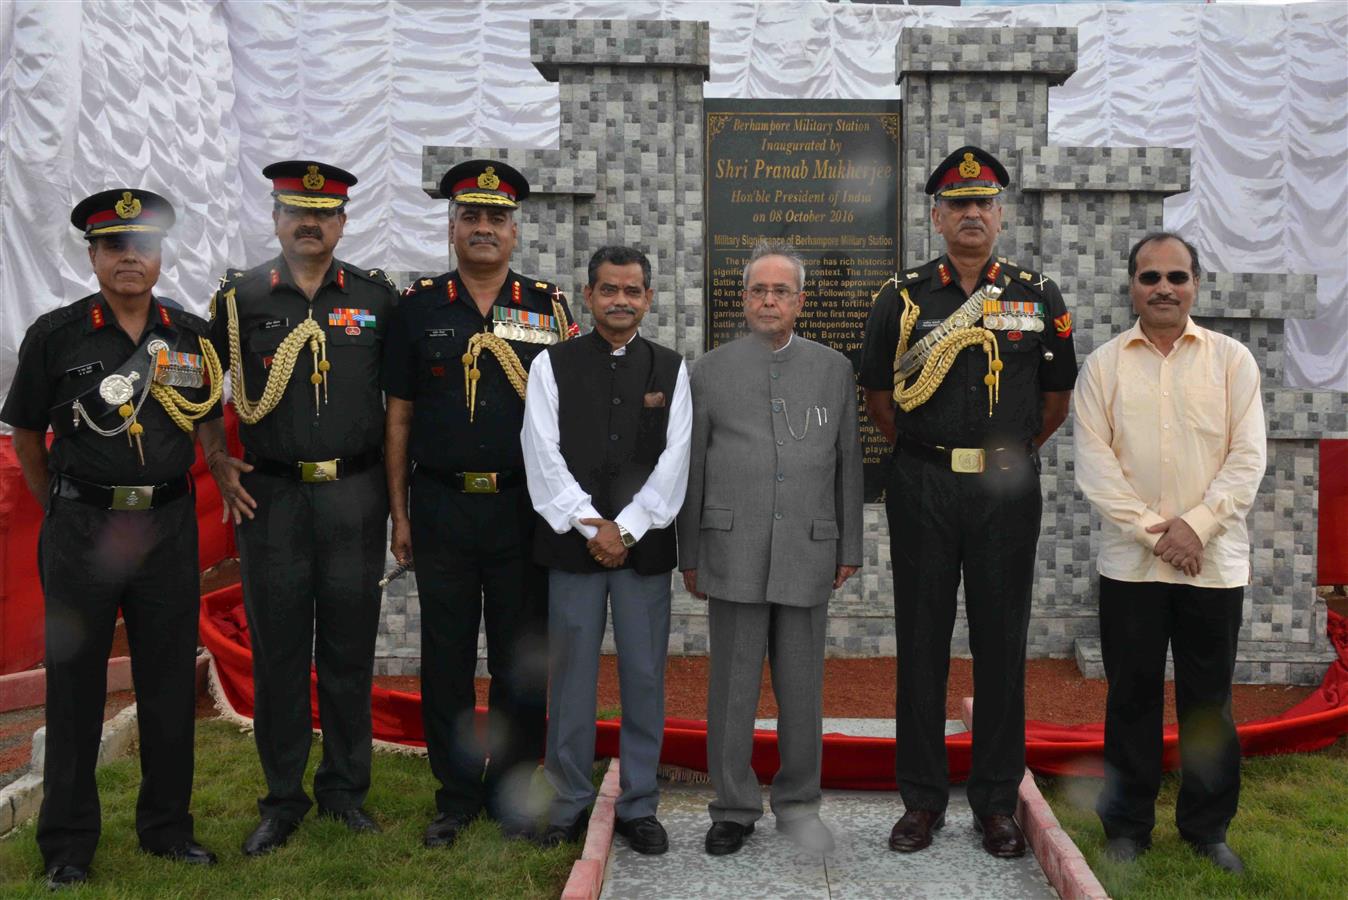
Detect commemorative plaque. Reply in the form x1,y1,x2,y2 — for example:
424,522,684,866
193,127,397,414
704,99,901,501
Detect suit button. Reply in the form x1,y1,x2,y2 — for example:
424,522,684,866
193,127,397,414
612,397,622,405
610,362,618,370
610,434,619,441
776,473,785,482
771,371,780,379
772,400,783,412
773,512,783,520
776,439,784,446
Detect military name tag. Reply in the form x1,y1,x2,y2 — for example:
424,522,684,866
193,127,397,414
66,361,105,378
425,328,456,339
260,318,289,330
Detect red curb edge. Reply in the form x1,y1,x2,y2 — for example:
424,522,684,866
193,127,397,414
0,656,133,713
561,757,621,900
960,697,1110,900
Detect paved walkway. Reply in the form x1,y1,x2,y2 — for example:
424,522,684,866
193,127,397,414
601,719,1057,899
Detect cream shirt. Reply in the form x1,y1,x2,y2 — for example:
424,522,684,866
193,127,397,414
1073,317,1266,588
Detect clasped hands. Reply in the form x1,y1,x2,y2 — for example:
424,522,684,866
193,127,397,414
1147,517,1203,577
582,517,627,569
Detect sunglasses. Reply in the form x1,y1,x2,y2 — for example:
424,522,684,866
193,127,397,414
1135,270,1192,286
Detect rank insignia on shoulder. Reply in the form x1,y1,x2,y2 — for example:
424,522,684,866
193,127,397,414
420,278,433,287
905,271,920,281
1020,271,1032,281
535,281,547,290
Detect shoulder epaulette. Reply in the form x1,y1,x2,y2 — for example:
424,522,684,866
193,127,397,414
31,298,92,336
346,265,398,292
401,273,449,300
167,305,210,335
1002,261,1052,294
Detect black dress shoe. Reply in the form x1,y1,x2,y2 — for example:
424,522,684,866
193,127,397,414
533,810,591,849
705,820,754,856
615,816,669,855
144,840,218,865
1103,836,1150,863
45,865,89,890
1187,840,1245,874
887,809,944,853
973,813,1026,859
242,816,300,857
424,812,475,849
318,806,382,834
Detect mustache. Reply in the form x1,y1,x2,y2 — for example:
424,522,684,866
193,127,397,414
295,227,324,239
469,235,498,246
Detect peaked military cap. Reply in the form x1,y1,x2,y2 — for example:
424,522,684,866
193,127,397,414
925,146,1010,199
439,159,529,209
71,189,176,238
263,160,357,209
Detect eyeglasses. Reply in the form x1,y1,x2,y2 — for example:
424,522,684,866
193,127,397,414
597,283,647,299
1135,270,1192,286
746,285,799,301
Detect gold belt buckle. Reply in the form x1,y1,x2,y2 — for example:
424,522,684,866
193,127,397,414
950,448,985,474
462,471,498,493
111,485,155,511
300,459,339,482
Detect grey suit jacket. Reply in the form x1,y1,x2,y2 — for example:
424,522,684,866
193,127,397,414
677,334,863,607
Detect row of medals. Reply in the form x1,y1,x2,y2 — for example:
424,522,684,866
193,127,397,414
982,314,1044,332
493,321,559,345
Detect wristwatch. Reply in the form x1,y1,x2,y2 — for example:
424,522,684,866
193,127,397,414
617,525,637,548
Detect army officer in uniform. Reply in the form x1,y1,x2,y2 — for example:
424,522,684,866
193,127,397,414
3,190,222,887
200,161,397,854
383,159,576,847
860,146,1077,859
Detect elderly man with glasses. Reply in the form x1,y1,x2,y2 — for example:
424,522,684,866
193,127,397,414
1073,232,1265,874
678,240,864,856
860,146,1078,859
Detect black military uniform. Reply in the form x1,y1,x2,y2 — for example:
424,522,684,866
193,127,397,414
1,190,220,880
382,160,575,831
859,148,1078,825
208,162,396,826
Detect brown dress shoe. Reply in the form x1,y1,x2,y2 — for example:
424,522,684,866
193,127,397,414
888,809,945,852
974,813,1026,858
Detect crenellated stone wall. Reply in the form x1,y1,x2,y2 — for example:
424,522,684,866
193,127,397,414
374,19,1346,685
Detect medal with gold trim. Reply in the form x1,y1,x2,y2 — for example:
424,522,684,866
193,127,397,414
491,305,560,345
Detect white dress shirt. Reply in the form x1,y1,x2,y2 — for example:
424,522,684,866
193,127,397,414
1074,317,1267,588
522,332,693,541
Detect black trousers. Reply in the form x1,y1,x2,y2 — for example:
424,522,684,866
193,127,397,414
36,493,200,869
886,446,1041,817
235,464,387,820
410,471,548,824
1096,576,1243,845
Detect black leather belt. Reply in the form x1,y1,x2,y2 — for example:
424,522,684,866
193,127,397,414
416,466,524,494
895,437,1034,474
245,448,382,483
53,473,192,511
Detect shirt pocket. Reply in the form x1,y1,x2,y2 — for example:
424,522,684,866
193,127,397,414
418,336,461,388
1182,384,1226,439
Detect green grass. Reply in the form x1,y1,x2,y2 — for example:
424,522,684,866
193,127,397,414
0,719,582,898
1040,737,1348,899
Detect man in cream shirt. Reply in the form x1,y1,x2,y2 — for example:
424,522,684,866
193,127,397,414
1074,232,1266,875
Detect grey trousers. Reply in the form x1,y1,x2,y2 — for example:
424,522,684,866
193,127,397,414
545,568,672,825
707,598,827,826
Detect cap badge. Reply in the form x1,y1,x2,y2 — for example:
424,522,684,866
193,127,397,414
302,165,326,191
114,191,142,220
477,166,500,191
958,152,980,179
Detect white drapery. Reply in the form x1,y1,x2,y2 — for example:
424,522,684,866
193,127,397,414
2,0,1344,410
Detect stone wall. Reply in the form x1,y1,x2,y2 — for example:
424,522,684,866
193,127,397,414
378,19,1346,684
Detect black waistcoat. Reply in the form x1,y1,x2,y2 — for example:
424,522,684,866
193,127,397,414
534,330,682,576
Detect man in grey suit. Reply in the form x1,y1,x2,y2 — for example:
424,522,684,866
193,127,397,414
678,240,864,856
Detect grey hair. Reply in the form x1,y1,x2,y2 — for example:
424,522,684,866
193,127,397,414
743,240,806,292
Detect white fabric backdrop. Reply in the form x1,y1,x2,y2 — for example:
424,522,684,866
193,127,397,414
2,0,1344,414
